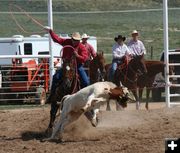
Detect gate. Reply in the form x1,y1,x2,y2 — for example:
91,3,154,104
166,50,180,107
163,0,180,107
0,55,54,105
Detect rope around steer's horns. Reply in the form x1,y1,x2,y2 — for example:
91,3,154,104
9,4,45,34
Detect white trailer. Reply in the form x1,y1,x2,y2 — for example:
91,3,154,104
0,34,97,65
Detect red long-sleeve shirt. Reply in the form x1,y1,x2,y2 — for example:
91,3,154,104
83,42,96,59
49,30,88,64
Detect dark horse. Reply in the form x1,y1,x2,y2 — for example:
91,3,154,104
89,52,106,84
106,55,147,110
47,51,106,132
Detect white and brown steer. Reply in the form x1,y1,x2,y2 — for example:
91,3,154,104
46,82,129,141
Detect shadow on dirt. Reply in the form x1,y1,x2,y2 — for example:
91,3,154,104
20,131,100,144
21,131,48,141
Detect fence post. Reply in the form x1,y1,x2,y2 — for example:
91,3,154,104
47,0,54,89
163,0,170,107
150,46,153,60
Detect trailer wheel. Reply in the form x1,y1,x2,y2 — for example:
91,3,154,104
36,88,46,105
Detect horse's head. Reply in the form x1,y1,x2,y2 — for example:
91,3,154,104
62,58,76,89
93,51,106,80
132,55,147,75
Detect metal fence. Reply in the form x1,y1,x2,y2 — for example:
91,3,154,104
166,50,180,106
0,55,52,105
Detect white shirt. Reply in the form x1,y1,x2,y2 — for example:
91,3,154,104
112,43,131,59
128,40,146,56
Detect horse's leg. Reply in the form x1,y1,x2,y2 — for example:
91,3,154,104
106,100,111,111
132,88,140,110
47,101,60,132
139,87,143,102
145,87,151,110
47,71,62,131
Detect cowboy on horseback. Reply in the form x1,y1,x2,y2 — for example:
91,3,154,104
82,33,96,60
44,27,89,103
127,30,146,56
109,35,131,82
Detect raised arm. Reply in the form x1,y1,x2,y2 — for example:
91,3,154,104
49,30,66,45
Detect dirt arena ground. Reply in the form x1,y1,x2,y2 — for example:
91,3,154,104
0,102,180,153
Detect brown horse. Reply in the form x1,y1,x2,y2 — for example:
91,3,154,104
138,60,173,110
47,51,106,133
106,55,147,110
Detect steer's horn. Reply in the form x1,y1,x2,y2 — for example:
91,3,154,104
126,92,136,102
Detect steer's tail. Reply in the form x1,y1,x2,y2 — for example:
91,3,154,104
57,95,70,110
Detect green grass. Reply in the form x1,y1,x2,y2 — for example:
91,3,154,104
1,9,180,62
0,0,162,12
1,0,180,12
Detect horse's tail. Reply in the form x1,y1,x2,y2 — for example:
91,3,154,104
57,95,70,110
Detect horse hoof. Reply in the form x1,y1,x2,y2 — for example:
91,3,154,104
45,128,53,137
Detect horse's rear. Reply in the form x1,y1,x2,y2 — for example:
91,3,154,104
137,60,173,110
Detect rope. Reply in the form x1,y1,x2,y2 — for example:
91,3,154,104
9,4,45,34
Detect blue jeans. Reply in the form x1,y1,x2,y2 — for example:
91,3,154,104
109,59,123,81
78,65,90,88
51,65,89,94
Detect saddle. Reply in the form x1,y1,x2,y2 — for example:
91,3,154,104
117,55,131,70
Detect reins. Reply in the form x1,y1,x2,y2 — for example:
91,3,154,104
118,57,139,83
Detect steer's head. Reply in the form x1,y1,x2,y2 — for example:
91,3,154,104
107,86,135,108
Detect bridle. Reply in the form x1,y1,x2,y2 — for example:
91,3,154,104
60,45,79,94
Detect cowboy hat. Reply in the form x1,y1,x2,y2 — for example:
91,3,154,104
131,30,139,35
114,35,126,42
71,32,81,41
82,33,90,39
